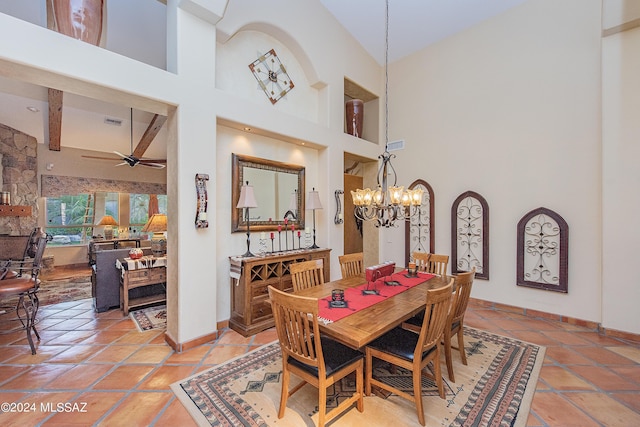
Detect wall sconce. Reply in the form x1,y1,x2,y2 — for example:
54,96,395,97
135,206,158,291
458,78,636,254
334,190,344,224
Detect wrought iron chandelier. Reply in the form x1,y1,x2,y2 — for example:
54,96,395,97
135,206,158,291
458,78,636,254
350,0,423,228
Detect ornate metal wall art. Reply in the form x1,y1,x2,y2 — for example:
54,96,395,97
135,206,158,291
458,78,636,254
404,179,435,264
334,190,344,224
195,174,209,228
451,191,489,279
517,207,568,293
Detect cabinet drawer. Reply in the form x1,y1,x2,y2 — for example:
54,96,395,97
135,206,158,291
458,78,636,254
251,298,273,322
127,268,166,284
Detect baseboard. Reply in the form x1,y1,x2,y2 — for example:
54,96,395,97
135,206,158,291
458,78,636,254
163,320,229,353
470,298,640,343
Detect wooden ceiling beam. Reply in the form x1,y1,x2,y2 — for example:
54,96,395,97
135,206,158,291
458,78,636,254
132,114,167,159
48,88,63,152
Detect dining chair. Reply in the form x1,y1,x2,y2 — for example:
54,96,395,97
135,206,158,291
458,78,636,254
268,286,364,427
443,268,476,382
365,279,453,426
0,227,43,280
426,253,449,275
412,251,430,272
0,230,50,354
338,252,364,279
290,258,325,292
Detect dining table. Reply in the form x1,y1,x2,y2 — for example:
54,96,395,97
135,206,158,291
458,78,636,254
293,270,453,350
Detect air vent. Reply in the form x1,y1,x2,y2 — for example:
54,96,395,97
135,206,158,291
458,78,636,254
386,139,405,151
104,117,123,126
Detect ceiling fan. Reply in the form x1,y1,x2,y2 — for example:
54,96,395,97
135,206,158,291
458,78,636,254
82,109,167,169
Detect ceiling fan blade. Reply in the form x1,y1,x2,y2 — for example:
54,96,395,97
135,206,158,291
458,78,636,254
138,158,167,164
140,162,166,169
115,162,129,167
113,151,134,161
82,155,122,161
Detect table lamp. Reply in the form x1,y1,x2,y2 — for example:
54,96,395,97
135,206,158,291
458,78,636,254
237,181,258,257
96,215,118,240
306,188,323,249
142,213,167,256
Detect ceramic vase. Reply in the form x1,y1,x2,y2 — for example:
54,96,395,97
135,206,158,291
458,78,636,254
346,99,364,138
51,0,104,46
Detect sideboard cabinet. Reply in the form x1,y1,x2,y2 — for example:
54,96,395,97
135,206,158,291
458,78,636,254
229,248,331,336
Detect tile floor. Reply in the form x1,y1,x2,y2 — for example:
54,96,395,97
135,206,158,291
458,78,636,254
0,298,639,426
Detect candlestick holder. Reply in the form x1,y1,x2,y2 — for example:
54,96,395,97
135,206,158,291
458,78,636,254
297,234,302,249
270,235,275,252
278,229,282,251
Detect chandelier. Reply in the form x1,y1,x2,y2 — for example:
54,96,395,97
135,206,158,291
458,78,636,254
350,0,423,228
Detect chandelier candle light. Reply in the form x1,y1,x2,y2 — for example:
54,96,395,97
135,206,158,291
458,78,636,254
237,181,258,257
350,0,423,228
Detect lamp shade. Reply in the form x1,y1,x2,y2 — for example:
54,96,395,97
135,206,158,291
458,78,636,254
96,215,118,226
306,188,323,210
142,214,167,233
237,181,258,208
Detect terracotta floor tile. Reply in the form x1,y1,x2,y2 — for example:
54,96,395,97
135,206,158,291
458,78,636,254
76,329,129,344
508,330,563,347
115,330,160,344
42,330,95,345
154,398,199,427
573,331,630,346
541,330,595,346
216,329,253,345
543,346,596,365
136,365,196,390
93,365,155,390
42,391,126,426
610,365,640,384
42,364,111,389
0,391,77,427
252,328,279,345
0,365,27,385
41,318,94,330
46,345,104,363
573,346,639,365
86,344,140,363
1,364,72,390
611,392,640,413
96,391,172,426
529,392,600,426
105,318,137,331
568,365,639,391
6,345,69,364
202,345,248,365
125,345,173,364
564,392,640,426
538,366,596,390
607,345,640,363
0,345,36,363
165,344,211,364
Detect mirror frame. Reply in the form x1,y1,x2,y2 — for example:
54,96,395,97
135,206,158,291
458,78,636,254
231,153,305,232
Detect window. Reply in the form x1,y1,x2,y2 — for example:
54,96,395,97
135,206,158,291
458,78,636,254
45,192,119,245
129,194,167,226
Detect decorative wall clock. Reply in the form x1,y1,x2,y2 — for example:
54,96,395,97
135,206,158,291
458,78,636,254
248,49,295,104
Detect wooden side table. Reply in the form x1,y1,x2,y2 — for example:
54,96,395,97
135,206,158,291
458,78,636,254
116,256,166,316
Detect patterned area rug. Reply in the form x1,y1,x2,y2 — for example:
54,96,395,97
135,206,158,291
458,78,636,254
130,304,167,331
171,327,545,427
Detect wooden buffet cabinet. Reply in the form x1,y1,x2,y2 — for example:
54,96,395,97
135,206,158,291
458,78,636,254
229,248,331,336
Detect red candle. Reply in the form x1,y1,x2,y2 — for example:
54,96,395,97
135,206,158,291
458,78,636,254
270,232,274,239
297,231,301,237
277,225,282,232
291,224,295,231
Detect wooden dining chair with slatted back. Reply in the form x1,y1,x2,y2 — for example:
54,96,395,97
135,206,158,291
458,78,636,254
290,258,325,292
338,252,364,279
443,267,476,382
268,286,364,427
412,251,430,272
365,279,453,426
426,253,449,275
0,229,50,354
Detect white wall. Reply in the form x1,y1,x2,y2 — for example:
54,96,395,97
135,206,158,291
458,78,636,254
602,26,640,335
382,0,604,325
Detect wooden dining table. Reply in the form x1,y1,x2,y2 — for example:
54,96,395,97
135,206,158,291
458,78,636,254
293,271,452,349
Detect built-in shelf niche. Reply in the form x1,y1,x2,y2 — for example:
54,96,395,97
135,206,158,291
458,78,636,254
344,78,379,144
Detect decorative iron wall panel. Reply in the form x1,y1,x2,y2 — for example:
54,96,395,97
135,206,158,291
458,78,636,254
405,179,434,264
451,191,489,280
517,207,568,293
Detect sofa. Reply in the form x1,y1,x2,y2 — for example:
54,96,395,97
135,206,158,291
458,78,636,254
91,246,163,312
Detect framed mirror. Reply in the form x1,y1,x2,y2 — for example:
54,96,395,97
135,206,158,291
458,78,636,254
232,154,305,232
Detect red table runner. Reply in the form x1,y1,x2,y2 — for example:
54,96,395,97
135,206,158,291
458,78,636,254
318,270,435,323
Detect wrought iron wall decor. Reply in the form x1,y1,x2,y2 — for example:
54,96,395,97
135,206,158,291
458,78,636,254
195,174,209,228
517,207,568,293
451,191,489,280
334,190,344,224
404,179,435,264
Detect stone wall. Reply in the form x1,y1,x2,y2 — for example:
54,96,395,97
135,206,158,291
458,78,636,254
0,123,38,235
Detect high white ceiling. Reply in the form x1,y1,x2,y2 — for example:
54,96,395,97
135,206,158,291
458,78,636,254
0,0,530,158
320,0,529,65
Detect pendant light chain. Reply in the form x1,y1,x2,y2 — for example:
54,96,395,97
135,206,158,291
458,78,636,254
384,0,389,151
